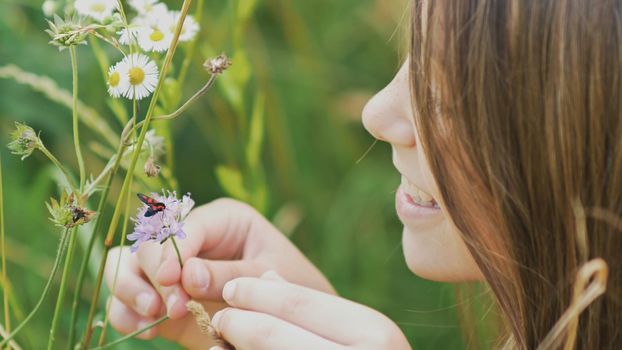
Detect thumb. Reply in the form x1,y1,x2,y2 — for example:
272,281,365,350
181,257,269,300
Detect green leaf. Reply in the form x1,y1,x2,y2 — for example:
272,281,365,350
237,0,258,22
245,93,265,171
215,165,249,201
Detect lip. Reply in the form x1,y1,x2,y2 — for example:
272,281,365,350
396,184,442,223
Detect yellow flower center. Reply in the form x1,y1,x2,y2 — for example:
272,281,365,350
90,3,105,13
108,71,120,87
150,30,165,42
129,67,145,85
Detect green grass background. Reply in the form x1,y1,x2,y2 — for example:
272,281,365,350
0,0,492,348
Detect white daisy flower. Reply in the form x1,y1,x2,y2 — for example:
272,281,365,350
128,0,168,17
136,23,173,52
106,62,129,98
165,11,200,42
118,22,142,45
115,54,159,100
74,0,117,22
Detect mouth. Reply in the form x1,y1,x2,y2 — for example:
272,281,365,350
396,176,441,223
401,176,439,209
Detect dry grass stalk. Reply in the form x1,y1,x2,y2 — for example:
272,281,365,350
186,300,234,350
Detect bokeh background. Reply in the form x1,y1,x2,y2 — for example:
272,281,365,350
0,0,493,348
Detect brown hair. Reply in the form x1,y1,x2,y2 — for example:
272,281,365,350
409,0,622,348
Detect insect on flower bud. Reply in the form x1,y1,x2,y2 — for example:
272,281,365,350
144,157,161,177
7,122,42,160
46,191,96,228
203,54,232,75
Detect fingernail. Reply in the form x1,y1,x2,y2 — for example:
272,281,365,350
211,310,223,327
209,347,225,350
192,264,209,289
222,281,236,302
261,270,284,280
166,293,179,316
135,293,155,316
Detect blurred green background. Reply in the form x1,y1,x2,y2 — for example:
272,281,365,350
0,0,490,348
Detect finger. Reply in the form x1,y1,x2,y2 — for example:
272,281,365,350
104,246,162,317
181,257,268,300
221,277,386,345
156,198,266,287
108,296,158,340
211,307,345,350
135,243,191,320
261,270,286,281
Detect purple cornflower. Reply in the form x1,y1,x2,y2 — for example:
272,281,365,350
127,190,195,252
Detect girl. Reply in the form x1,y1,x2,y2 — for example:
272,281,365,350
104,0,622,348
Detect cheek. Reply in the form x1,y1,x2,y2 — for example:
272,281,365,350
402,219,483,282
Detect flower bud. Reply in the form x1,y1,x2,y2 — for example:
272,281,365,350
203,54,232,75
46,191,96,228
144,157,161,178
45,14,88,51
7,122,42,160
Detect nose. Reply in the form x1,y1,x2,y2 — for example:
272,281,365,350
362,61,416,147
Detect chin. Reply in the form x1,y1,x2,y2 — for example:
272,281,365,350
402,226,484,282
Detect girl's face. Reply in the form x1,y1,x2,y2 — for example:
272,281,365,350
362,60,482,282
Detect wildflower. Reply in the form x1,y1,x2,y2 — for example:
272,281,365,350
46,191,96,228
113,53,159,100
127,191,194,252
7,122,42,160
203,54,232,75
128,0,168,17
165,11,199,42
45,14,88,50
144,129,165,156
136,21,173,52
106,61,130,98
74,0,118,22
117,23,141,45
144,157,161,177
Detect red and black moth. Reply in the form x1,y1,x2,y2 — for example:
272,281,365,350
137,193,166,217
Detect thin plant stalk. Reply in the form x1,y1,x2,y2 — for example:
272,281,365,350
47,228,78,350
170,237,184,268
88,316,169,350
38,146,79,195
0,229,70,347
0,156,10,342
70,46,86,191
97,177,133,346
81,2,194,346
124,74,217,137
67,121,131,350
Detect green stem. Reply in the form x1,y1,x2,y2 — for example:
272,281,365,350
170,236,184,268
70,46,86,192
47,228,78,350
88,316,169,350
97,176,132,346
81,2,194,345
122,74,218,141
0,156,10,338
39,146,79,195
0,229,70,347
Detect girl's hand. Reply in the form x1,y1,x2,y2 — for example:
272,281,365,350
210,270,412,350
104,198,334,347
